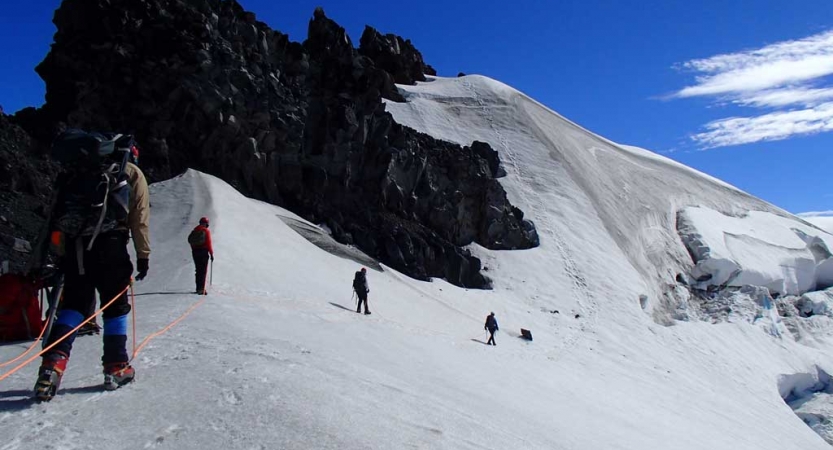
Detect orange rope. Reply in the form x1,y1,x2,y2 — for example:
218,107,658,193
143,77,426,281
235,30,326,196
0,316,48,369
131,296,206,360
0,284,130,383
0,287,51,368
1,284,207,383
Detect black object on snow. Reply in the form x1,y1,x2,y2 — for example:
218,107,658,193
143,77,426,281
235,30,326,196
520,328,533,341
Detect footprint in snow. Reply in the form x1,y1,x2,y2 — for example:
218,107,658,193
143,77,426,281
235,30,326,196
222,389,242,405
144,424,183,449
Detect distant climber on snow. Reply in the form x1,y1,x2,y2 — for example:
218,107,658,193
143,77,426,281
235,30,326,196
485,312,499,346
188,217,214,295
35,129,150,401
353,267,370,315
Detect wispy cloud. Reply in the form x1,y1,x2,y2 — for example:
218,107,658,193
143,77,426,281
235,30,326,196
691,103,833,147
736,87,833,108
797,210,833,218
671,30,833,148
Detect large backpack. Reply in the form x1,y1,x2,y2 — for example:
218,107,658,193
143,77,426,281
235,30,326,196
352,271,366,292
50,129,134,249
0,274,43,342
188,227,207,247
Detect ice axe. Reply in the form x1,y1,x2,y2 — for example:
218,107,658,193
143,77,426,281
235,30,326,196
42,274,64,349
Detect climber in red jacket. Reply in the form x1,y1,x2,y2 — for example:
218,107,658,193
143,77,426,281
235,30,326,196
187,217,214,295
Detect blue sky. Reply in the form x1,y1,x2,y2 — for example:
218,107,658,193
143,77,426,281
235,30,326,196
2,0,832,214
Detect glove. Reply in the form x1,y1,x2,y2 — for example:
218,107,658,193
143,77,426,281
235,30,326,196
210,254,214,261
136,258,149,281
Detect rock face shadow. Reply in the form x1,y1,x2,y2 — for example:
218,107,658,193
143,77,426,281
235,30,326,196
280,215,382,271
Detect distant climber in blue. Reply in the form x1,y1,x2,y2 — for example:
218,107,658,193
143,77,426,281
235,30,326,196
485,312,499,346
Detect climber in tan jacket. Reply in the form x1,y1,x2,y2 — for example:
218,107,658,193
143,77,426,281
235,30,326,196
74,160,150,338
36,132,151,401
124,161,151,265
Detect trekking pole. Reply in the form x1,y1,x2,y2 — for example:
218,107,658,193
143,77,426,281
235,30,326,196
42,274,64,349
210,258,213,286
40,288,45,321
130,281,137,358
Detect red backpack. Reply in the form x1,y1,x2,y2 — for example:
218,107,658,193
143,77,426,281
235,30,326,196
0,274,44,341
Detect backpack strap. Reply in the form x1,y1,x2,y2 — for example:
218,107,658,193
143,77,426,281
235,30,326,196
85,141,131,252
110,179,130,210
86,172,112,251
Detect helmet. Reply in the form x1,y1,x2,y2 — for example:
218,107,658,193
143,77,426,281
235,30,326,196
199,217,209,226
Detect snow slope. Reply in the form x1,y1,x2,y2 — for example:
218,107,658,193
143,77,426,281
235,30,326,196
803,214,833,235
0,169,828,449
0,74,832,448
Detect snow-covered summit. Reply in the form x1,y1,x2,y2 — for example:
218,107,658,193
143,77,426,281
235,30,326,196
386,75,832,311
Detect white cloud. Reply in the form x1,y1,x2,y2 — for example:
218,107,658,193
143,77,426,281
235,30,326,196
671,30,833,147
797,210,833,218
675,30,833,97
736,87,833,108
691,102,833,148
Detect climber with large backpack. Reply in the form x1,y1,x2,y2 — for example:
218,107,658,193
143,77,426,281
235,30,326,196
352,267,370,315
484,312,499,346
34,129,151,401
70,145,141,338
188,217,213,295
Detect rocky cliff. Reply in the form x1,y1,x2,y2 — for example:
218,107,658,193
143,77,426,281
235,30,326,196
0,114,54,274
9,0,538,288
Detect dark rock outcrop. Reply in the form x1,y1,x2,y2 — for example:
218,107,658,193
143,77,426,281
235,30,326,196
358,25,434,88
0,114,54,274
9,1,538,288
